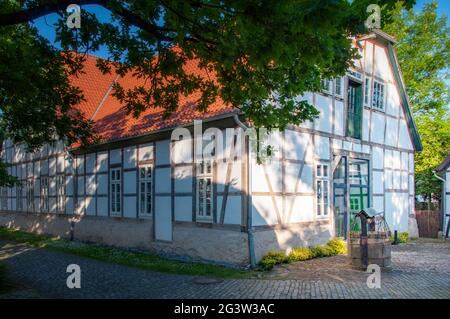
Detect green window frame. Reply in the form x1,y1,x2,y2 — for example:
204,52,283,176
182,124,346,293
346,80,363,139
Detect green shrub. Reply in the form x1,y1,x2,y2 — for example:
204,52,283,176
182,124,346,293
288,247,313,262
259,238,347,271
258,251,288,270
326,238,347,254
310,245,335,258
390,231,409,244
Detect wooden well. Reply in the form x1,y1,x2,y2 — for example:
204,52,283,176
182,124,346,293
348,231,392,270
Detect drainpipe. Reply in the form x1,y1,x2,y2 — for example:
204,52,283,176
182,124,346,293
233,114,256,268
433,170,446,235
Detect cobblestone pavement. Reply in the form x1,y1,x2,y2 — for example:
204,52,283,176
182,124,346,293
0,239,449,299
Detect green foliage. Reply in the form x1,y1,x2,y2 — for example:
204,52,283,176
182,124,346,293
287,247,313,262
0,227,250,279
390,231,409,244
0,0,415,185
258,251,289,270
326,238,348,255
383,1,450,201
259,238,346,270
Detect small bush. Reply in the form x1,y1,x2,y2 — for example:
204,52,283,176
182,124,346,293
390,231,409,244
310,245,335,258
258,251,288,270
288,247,313,262
259,238,347,270
326,238,347,254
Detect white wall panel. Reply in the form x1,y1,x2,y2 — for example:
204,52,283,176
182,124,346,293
251,161,282,193
155,167,171,193
370,112,385,144
398,119,414,151
97,197,108,216
66,175,74,196
110,149,121,164
386,82,400,117
284,130,313,161
77,176,85,195
57,155,64,173
123,196,136,218
364,41,373,73
372,195,384,213
172,138,192,164
76,156,84,174
372,146,384,170
154,196,172,241
314,135,330,160
314,95,332,133
374,45,389,80
123,171,136,194
385,192,409,232
173,166,193,193
385,117,399,147
96,152,108,172
86,153,96,173
362,109,370,141
334,100,344,136
174,196,192,222
216,161,242,192
373,171,384,194
86,174,96,195
124,147,137,169
251,195,282,226
284,195,314,223
93,174,106,195
155,140,170,165
86,196,96,216
65,197,74,215
138,143,153,162
217,195,241,225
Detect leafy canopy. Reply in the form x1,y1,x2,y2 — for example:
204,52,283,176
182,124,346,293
0,0,414,186
384,1,450,201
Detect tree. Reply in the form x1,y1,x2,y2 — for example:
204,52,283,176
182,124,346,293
0,0,414,186
383,1,450,202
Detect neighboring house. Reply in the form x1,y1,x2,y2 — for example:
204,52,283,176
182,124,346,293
436,154,450,238
0,30,422,266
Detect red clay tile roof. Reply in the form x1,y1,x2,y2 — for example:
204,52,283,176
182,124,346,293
70,54,236,144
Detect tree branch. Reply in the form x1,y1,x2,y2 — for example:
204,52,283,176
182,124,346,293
0,0,175,42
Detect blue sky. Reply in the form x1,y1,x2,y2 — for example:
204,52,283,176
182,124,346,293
33,0,450,59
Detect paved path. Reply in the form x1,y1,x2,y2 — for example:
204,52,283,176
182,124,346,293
0,239,449,299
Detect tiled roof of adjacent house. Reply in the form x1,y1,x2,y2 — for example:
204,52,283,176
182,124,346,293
70,54,236,144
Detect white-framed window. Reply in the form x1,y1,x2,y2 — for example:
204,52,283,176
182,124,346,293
110,168,121,216
372,80,385,110
334,77,343,97
1,187,7,210
321,79,332,93
16,182,23,211
196,159,213,221
26,178,34,211
138,165,153,217
364,77,371,106
316,164,329,217
40,176,49,212
56,174,65,214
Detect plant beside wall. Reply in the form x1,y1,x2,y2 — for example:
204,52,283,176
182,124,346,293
259,238,347,271
391,232,409,244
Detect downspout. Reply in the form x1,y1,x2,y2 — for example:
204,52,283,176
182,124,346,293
233,114,256,268
433,170,446,234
